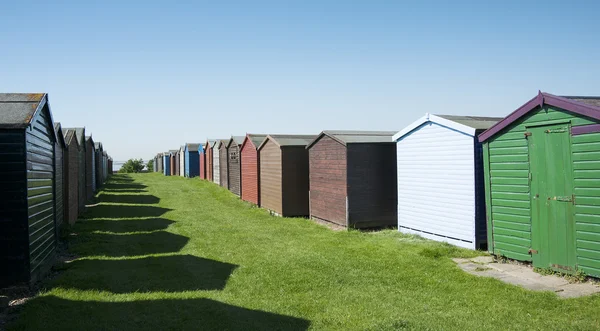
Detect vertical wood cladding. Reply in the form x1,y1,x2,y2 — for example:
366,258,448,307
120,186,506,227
85,140,94,200
175,151,180,176
0,130,28,287
64,137,79,225
170,154,175,176
219,144,229,188
282,147,311,217
200,149,206,179
26,107,56,283
309,136,347,225
347,143,397,228
259,140,282,214
213,146,220,184
77,133,86,213
206,144,213,181
241,141,259,205
228,143,241,196
54,142,64,230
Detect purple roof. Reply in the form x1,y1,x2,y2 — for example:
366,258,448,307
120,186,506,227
478,91,600,142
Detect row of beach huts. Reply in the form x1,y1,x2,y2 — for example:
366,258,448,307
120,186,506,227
154,91,600,278
0,93,113,288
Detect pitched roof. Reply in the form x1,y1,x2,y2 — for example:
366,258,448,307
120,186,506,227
479,91,600,142
63,127,86,146
53,122,67,148
435,115,502,130
257,134,317,150
241,134,268,151
185,143,201,152
307,130,396,149
227,135,246,148
63,129,78,146
0,93,47,129
393,113,501,141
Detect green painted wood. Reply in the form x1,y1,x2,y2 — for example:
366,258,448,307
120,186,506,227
573,161,600,170
494,220,531,231
489,147,528,156
575,196,600,206
577,239,600,251
491,192,530,201
574,170,600,179
576,214,600,224
492,212,530,224
490,170,529,178
493,227,530,239
492,199,530,209
574,188,600,197
491,177,529,186
572,142,600,153
528,123,576,272
573,151,600,162
492,206,530,217
482,143,494,253
573,133,600,144
489,162,529,170
490,184,529,193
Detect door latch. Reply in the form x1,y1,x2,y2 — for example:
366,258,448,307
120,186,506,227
529,249,538,255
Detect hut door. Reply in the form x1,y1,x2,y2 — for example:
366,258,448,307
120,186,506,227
528,123,575,272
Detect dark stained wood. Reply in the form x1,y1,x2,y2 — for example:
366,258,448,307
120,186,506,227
346,143,397,228
309,135,347,226
259,139,282,214
64,136,79,225
281,146,311,217
219,143,229,188
85,139,94,200
228,143,241,196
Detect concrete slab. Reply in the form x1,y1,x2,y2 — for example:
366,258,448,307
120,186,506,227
452,257,600,298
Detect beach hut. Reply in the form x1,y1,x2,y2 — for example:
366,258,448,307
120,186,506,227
204,140,214,181
199,144,206,179
108,157,113,175
174,148,181,176
258,135,316,217
211,140,221,184
94,142,103,189
63,128,79,225
169,150,177,176
163,152,170,176
63,127,87,213
179,146,185,177
85,136,95,198
0,93,59,287
240,134,267,205
102,151,108,180
393,115,500,249
54,123,67,231
307,131,398,229
218,140,229,188
184,143,200,177
479,91,600,277
227,136,245,196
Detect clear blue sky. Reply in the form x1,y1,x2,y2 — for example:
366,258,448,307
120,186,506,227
1,1,599,162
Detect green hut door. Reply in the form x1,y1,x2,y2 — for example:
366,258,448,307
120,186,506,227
528,122,575,272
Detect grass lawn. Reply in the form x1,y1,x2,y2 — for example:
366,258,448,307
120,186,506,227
8,173,600,330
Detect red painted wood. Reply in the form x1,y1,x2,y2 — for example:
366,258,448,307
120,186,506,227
200,150,206,179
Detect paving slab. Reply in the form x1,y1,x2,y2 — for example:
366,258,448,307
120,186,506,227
453,257,600,298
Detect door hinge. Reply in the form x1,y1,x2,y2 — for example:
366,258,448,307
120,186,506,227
529,249,538,255
524,132,532,137
528,172,532,181
551,196,573,202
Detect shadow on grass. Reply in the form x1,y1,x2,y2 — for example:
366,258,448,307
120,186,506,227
84,205,172,219
102,183,148,190
71,231,189,257
97,194,160,205
102,189,148,193
53,255,237,293
10,296,310,330
75,218,174,233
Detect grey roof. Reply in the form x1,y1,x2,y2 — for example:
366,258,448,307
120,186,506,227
435,115,502,130
54,122,66,147
227,136,245,147
186,143,201,152
169,149,178,154
308,130,396,148
63,127,85,146
563,96,600,108
94,142,103,150
246,134,268,149
217,139,229,149
0,93,46,128
258,134,317,150
63,129,77,146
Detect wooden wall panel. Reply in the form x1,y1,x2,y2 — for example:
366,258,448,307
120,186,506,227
241,142,259,205
219,144,228,188
282,146,310,217
259,140,282,214
228,144,241,196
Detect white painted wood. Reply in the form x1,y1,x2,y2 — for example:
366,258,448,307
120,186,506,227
213,148,220,184
396,121,476,249
179,147,185,177
393,114,476,141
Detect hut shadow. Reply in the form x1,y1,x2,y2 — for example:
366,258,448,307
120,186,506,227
97,194,160,205
76,218,174,233
84,205,172,219
103,183,148,190
71,231,189,257
12,296,311,330
102,189,148,193
53,255,237,293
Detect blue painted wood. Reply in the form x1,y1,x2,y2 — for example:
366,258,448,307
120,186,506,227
163,155,170,176
184,145,200,177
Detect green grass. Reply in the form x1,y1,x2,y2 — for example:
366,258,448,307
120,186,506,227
8,173,600,330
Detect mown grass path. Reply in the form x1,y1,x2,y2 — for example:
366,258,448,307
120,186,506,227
9,173,600,330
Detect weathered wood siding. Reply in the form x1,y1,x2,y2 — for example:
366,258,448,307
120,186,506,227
213,147,220,184
241,142,259,205
200,149,206,179
85,140,94,200
179,149,185,177
484,105,600,277
77,138,86,213
26,107,56,283
0,130,27,287
54,142,64,230
228,144,241,196
170,154,175,176
65,139,79,225
260,140,282,214
282,147,311,217
347,143,397,228
309,136,347,225
206,145,213,181
219,145,228,188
